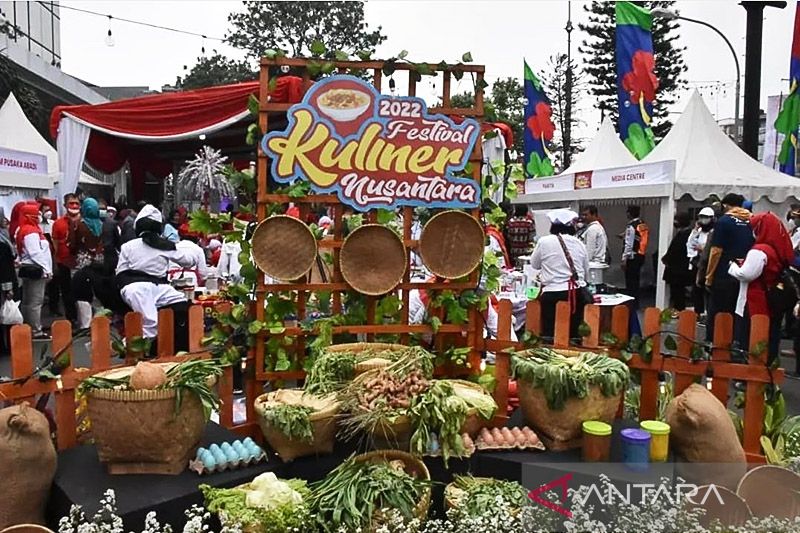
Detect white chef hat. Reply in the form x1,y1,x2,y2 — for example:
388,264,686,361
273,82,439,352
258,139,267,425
547,208,579,225
134,204,163,226
699,207,715,217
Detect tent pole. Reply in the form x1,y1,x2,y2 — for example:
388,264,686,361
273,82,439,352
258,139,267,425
655,188,675,310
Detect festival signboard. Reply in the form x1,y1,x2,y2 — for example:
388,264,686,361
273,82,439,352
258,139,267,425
262,75,482,211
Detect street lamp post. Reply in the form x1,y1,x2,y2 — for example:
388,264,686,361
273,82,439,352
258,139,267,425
651,8,741,145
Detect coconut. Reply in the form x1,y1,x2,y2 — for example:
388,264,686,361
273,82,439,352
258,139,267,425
129,361,168,390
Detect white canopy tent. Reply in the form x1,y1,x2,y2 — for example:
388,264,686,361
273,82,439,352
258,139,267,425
644,90,800,209
0,93,106,214
515,91,800,308
561,117,637,174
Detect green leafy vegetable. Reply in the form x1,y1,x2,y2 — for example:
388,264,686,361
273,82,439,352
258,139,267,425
310,456,429,532
263,404,314,443
512,348,629,410
201,476,310,533
449,475,527,518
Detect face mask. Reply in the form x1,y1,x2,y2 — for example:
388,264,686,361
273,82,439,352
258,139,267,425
43,211,52,220
67,208,80,216
99,209,108,219
38,214,44,224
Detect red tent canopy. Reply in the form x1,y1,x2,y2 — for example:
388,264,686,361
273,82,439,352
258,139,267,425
49,77,306,200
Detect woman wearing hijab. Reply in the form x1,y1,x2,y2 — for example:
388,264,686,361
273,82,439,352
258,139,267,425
530,209,590,339
116,204,196,349
729,212,796,362
69,198,105,328
16,203,53,339
0,208,18,352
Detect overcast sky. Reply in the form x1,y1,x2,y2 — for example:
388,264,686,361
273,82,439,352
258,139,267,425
59,0,798,137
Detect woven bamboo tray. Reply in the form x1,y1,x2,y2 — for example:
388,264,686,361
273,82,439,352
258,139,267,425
340,224,406,295
254,389,340,462
251,215,317,281
419,210,484,279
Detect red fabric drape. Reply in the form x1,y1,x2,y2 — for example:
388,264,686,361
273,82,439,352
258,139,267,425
49,77,305,139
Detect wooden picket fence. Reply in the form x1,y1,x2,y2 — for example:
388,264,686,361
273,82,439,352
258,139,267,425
487,299,784,462
0,306,258,450
0,300,784,462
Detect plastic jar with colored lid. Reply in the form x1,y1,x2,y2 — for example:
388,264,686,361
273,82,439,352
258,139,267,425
640,420,670,462
620,428,651,471
582,421,612,462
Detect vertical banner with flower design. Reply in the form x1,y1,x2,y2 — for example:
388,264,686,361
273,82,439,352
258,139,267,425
523,61,555,178
616,1,659,159
776,1,800,176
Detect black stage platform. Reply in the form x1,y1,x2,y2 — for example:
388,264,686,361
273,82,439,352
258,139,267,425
47,418,678,530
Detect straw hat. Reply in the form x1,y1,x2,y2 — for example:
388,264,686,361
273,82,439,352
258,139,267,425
419,210,484,279
340,224,406,295
251,215,317,281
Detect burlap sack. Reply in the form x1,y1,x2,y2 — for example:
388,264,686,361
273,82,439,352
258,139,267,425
665,384,746,489
0,403,57,528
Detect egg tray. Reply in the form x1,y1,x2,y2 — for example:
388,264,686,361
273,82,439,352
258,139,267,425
474,427,546,451
188,438,268,475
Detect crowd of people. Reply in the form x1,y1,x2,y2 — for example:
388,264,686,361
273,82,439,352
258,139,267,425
0,191,243,353
514,193,800,376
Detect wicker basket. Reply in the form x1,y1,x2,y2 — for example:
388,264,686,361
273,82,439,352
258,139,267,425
449,380,497,437
0,526,55,533
353,450,431,523
516,380,620,451
325,342,409,375
255,389,340,462
251,215,318,281
419,211,484,279
86,368,207,474
340,224,406,295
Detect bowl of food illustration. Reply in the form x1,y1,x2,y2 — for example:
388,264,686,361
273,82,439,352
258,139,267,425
316,88,371,122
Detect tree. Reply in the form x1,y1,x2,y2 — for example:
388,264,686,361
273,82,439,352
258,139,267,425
447,92,497,122
541,54,587,170
175,53,255,90
226,1,386,60
489,78,524,154
579,1,686,140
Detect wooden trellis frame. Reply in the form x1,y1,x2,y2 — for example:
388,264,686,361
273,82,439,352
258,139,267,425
255,57,488,384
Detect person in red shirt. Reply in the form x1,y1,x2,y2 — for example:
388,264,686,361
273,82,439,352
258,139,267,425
50,193,81,322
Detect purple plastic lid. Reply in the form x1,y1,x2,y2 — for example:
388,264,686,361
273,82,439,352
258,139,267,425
620,428,651,443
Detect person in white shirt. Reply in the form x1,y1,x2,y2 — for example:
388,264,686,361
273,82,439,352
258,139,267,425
687,206,715,316
218,240,243,282
115,205,196,343
16,203,53,339
530,209,589,339
579,205,608,265
168,236,214,286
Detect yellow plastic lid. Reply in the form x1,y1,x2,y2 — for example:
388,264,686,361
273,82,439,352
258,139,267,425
640,420,670,435
582,420,612,436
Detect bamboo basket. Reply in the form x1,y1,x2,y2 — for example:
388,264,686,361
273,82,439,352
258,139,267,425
449,379,497,437
325,342,409,375
85,364,207,475
254,389,340,462
353,450,431,523
0,526,55,533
